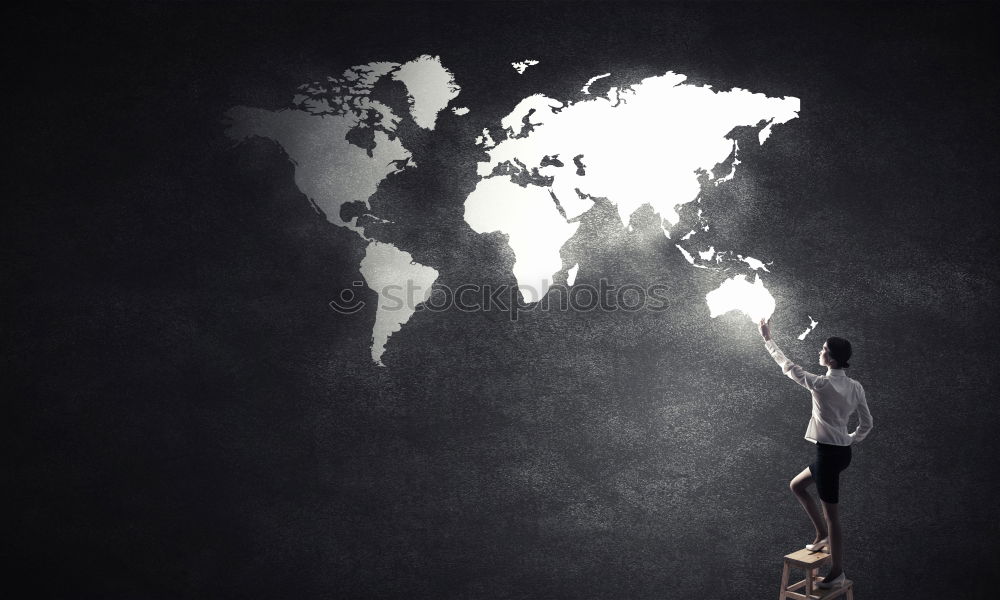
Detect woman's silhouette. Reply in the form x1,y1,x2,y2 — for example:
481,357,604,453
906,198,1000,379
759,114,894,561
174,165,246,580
758,318,873,589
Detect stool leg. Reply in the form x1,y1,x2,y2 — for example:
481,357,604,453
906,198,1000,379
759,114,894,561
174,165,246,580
778,562,790,600
847,585,854,600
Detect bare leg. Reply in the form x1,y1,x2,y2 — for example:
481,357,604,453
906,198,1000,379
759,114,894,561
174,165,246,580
789,467,828,544
821,500,843,580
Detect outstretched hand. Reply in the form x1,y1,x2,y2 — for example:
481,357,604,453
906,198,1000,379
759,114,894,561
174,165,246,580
758,318,771,341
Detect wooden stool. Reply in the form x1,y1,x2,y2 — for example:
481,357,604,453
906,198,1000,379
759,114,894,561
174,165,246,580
778,548,854,600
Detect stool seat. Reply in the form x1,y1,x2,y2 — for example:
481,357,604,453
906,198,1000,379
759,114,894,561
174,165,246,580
784,548,831,569
778,548,854,600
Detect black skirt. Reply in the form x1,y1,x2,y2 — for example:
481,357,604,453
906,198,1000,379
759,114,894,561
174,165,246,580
809,442,852,503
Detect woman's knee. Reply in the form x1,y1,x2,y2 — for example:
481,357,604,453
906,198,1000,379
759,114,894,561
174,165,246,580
790,468,813,495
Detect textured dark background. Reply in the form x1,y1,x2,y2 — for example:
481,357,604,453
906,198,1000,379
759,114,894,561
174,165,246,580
8,2,1000,598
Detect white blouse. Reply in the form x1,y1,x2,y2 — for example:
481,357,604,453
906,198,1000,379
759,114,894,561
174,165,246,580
764,339,873,446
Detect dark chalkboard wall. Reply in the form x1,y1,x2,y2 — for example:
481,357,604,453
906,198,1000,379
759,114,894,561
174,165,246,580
8,2,999,598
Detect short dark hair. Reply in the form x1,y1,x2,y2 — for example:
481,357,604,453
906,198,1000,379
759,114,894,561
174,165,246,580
826,337,852,368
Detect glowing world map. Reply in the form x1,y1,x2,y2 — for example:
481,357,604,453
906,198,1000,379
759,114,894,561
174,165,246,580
224,56,802,365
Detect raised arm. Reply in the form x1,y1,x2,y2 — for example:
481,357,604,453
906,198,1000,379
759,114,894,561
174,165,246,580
849,384,873,442
758,319,827,391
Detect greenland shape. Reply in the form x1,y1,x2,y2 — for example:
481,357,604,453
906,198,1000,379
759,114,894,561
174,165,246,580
392,55,461,130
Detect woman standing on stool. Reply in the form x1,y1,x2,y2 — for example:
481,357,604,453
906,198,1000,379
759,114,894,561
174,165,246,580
758,318,873,589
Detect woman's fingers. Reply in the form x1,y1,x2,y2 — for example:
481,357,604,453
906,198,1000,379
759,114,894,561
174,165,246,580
758,318,771,339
